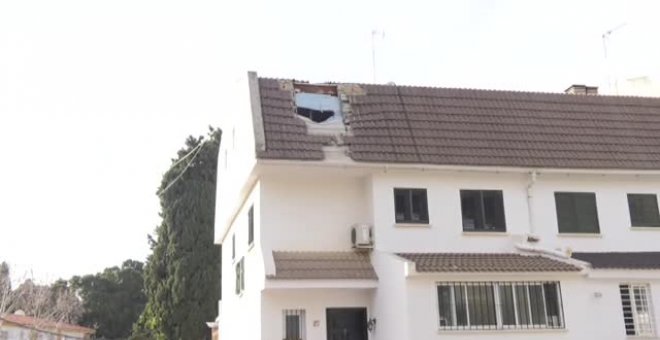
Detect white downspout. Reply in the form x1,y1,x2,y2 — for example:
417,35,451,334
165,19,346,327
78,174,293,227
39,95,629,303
527,170,538,235
517,170,571,259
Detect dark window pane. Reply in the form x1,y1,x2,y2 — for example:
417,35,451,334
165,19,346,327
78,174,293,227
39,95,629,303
574,194,600,233
454,285,468,326
394,188,428,223
499,285,516,326
467,284,496,326
461,191,480,230
232,234,236,259
529,285,547,325
555,193,599,233
461,190,506,232
482,191,506,231
248,206,254,245
411,190,429,222
285,315,300,340
515,285,531,326
628,194,660,227
620,284,636,335
544,283,562,327
437,286,454,327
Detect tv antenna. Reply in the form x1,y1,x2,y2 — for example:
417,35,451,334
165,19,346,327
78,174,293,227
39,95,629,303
602,22,627,94
371,30,385,83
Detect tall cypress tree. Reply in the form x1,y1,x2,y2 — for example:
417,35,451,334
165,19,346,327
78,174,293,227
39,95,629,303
133,127,222,340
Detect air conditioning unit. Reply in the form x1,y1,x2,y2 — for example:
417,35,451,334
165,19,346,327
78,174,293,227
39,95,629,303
351,224,374,249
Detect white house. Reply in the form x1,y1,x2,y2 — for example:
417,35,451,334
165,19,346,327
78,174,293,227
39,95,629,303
214,72,660,340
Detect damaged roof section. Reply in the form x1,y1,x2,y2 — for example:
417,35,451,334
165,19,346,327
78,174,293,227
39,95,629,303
268,251,378,280
397,253,582,273
255,76,660,170
256,78,335,160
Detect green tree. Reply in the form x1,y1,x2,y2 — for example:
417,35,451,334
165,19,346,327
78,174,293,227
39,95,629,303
71,260,146,339
133,127,222,340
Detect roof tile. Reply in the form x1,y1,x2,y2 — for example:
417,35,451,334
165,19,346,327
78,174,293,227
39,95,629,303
256,77,660,169
397,253,581,272
572,252,660,269
269,251,378,280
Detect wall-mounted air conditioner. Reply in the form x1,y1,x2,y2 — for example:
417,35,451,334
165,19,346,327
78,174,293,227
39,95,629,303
351,224,373,249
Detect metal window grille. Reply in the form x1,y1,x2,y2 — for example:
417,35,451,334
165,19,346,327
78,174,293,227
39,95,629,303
620,284,656,336
437,281,565,331
283,309,305,340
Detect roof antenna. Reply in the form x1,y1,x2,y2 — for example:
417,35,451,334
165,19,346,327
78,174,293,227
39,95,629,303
371,30,385,83
602,22,627,94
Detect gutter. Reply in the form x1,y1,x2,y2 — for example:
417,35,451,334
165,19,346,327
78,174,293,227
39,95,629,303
257,158,660,177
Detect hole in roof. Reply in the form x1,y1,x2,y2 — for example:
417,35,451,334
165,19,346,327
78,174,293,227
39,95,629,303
294,83,342,124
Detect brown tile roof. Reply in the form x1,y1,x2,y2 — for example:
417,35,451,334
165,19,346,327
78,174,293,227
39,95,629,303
268,251,378,280
256,77,660,170
572,252,660,269
397,253,581,273
1,314,95,334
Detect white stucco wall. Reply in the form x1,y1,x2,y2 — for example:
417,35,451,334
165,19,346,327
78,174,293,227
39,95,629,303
214,71,259,244
219,156,660,340
398,273,660,340
370,251,409,340
261,289,374,340
219,182,265,340
369,170,660,253
259,171,370,255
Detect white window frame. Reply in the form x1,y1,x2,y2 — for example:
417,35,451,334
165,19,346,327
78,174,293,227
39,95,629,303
620,283,656,337
437,281,565,331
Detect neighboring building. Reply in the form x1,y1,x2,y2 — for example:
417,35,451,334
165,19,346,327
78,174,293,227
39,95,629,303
619,76,660,97
214,72,660,340
0,312,94,340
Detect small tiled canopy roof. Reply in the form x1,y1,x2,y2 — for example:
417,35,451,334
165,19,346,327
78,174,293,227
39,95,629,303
572,252,660,269
269,251,378,280
397,253,581,273
256,77,660,170
1,314,95,334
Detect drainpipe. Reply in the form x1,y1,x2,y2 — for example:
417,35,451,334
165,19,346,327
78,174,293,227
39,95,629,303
517,170,570,259
526,171,538,236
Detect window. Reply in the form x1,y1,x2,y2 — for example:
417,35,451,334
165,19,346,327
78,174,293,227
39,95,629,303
283,309,306,340
620,284,655,336
460,190,506,232
232,234,236,260
394,188,429,224
437,282,564,330
554,192,600,233
235,257,245,295
248,205,254,245
628,194,660,227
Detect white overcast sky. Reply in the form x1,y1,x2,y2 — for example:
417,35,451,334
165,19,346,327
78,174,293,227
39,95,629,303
0,0,658,283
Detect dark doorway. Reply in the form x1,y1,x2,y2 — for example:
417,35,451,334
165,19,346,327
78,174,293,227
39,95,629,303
326,308,368,340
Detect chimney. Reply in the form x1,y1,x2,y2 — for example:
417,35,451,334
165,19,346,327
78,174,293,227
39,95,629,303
565,84,598,95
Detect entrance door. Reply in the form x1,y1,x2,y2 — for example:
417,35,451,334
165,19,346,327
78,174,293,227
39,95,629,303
326,308,368,340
